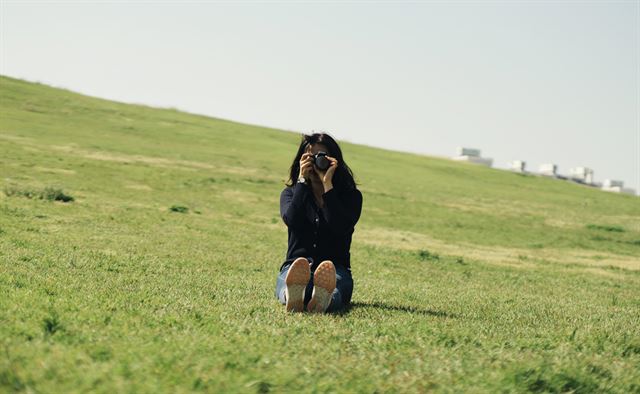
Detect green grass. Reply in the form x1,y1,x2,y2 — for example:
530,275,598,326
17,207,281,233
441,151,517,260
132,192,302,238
1,74,639,393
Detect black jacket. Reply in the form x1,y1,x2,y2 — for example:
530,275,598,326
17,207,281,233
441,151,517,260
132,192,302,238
279,181,363,272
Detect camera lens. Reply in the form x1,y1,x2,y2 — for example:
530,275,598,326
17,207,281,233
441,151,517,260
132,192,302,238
314,152,330,171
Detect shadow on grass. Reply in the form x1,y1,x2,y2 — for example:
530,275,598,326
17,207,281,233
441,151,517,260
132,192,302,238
331,300,455,318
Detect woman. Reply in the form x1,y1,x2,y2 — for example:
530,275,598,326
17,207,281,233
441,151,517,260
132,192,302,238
274,132,363,313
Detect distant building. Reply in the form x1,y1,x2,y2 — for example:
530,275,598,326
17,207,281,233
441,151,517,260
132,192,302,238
603,179,624,188
457,147,481,157
452,147,493,167
539,163,558,177
510,160,526,173
569,167,594,185
602,180,636,195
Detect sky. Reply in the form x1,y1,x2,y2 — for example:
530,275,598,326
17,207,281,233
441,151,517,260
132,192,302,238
1,0,638,194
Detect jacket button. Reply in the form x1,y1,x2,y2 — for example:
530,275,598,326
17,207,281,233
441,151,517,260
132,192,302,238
313,243,317,248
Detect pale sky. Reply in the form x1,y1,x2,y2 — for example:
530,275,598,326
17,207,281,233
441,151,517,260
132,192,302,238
1,1,638,194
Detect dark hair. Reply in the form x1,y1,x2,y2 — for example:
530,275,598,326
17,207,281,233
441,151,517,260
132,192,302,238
285,132,358,191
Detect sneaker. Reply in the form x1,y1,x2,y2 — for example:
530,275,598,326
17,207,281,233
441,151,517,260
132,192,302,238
307,260,336,313
284,257,311,312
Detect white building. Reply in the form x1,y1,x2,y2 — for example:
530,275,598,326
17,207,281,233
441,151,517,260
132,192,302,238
602,180,636,195
539,163,558,177
452,147,493,167
603,179,624,188
569,167,594,184
510,160,526,173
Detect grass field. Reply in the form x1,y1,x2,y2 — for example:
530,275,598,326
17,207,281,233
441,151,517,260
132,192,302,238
1,74,639,393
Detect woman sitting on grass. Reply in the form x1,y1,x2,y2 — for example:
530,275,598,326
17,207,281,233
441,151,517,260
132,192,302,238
275,132,363,313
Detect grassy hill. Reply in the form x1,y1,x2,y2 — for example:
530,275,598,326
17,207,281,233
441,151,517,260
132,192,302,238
1,74,638,393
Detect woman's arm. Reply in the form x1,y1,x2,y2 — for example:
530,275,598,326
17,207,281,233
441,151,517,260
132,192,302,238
280,182,310,229
320,188,363,236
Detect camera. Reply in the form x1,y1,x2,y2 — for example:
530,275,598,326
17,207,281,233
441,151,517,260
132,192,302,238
313,151,330,171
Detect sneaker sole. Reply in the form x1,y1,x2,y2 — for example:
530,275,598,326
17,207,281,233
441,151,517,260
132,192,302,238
307,260,336,313
285,257,310,312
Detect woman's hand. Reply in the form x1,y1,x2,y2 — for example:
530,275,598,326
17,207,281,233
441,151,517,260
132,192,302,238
298,147,314,180
314,156,338,190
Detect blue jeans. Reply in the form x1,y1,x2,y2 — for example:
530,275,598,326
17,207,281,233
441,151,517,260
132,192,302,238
274,260,354,313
